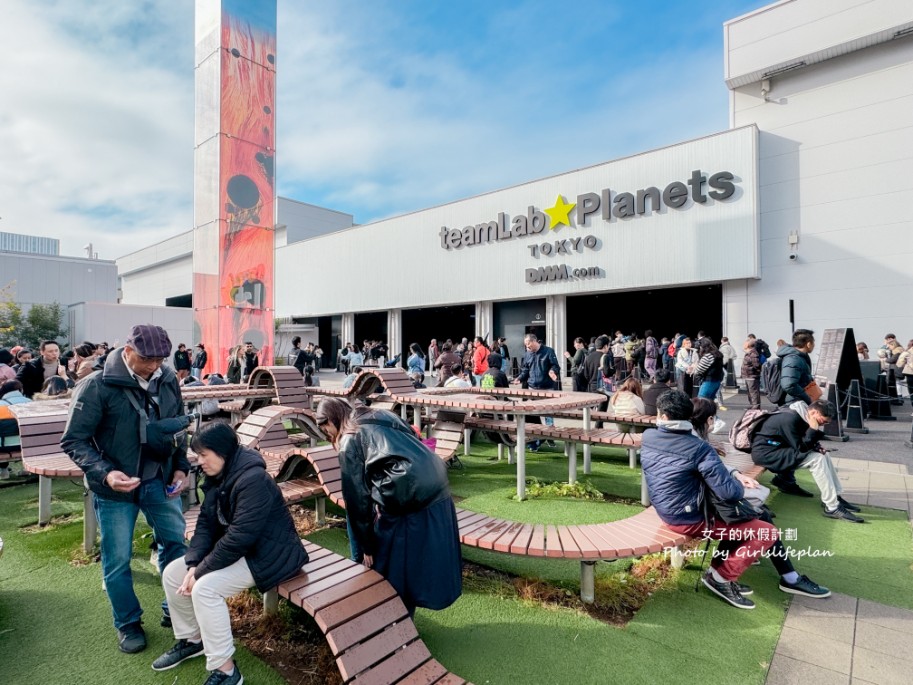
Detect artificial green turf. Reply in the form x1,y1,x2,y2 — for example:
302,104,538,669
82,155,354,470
449,441,644,524
0,478,285,685
758,469,913,610
310,442,913,685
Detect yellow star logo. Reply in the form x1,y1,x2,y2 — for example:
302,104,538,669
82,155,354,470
544,194,575,229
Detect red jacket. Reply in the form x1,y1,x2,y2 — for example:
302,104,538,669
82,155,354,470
472,345,489,375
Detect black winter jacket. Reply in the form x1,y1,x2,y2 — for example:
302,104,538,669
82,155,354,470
777,345,813,404
16,357,60,398
186,447,308,591
641,425,744,526
580,349,613,393
750,410,823,472
61,348,191,501
339,407,451,556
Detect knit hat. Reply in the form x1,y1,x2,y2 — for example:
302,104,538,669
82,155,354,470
126,324,172,357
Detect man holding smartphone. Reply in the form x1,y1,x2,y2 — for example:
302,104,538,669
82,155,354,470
62,324,190,655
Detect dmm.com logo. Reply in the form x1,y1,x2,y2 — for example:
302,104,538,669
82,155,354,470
525,264,603,284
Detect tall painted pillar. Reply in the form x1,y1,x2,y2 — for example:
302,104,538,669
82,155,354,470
193,0,276,375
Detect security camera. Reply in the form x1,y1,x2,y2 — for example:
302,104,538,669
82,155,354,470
788,253,798,261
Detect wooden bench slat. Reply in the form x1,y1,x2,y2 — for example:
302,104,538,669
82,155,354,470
325,596,411,656
395,658,450,685
566,525,603,559
554,526,583,559
315,581,399,633
337,620,420,682
347,639,432,685
296,568,385,612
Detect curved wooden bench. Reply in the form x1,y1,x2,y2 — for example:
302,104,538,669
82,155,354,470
248,366,312,409
16,411,86,528
186,406,472,685
259,432,766,604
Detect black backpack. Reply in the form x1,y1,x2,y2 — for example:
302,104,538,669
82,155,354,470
755,338,772,363
762,357,785,405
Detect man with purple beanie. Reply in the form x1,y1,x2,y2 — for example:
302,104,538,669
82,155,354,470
62,324,191,654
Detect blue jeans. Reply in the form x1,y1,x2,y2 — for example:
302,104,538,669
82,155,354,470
94,479,187,629
346,516,364,563
698,380,722,400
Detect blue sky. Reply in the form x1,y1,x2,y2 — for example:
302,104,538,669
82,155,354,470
0,0,769,258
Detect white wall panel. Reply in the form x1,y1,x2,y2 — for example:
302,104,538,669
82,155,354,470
119,257,194,306
725,0,913,85
276,127,759,317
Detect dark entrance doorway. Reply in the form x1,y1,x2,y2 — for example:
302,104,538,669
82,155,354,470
317,315,341,369
401,305,476,366
354,312,388,350
566,284,723,345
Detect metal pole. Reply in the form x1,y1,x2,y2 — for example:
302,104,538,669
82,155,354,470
582,406,592,474
516,415,526,500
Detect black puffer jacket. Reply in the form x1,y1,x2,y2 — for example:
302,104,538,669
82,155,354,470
61,348,190,501
750,411,823,473
186,447,308,591
777,344,813,404
339,407,451,556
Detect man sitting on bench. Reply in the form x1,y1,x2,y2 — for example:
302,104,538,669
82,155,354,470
642,389,829,609
750,399,863,523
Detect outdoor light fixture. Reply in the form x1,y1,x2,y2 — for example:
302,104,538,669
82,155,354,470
763,61,807,78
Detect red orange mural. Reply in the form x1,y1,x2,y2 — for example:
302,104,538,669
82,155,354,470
193,1,276,375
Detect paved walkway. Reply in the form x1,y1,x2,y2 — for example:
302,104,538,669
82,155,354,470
768,592,913,685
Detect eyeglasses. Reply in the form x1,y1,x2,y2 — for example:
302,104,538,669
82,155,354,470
136,354,167,364
316,417,328,427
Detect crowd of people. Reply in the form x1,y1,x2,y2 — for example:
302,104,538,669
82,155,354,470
2,320,911,679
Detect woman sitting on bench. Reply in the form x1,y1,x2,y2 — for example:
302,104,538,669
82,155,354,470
153,422,308,685
316,397,462,617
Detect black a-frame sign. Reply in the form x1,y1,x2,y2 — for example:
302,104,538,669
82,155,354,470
814,328,863,392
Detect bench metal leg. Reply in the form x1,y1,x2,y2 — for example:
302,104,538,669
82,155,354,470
641,472,650,507
507,444,514,465
628,447,637,469
186,469,199,506
464,429,471,457
38,475,52,526
582,407,592,474
263,588,279,616
497,443,504,461
83,491,97,554
315,496,326,526
568,443,577,485
400,404,409,421
580,561,596,604
669,545,685,570
516,416,526,500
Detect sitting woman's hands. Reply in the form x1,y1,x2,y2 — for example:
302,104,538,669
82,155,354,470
178,567,197,596
362,554,374,569
734,471,760,489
